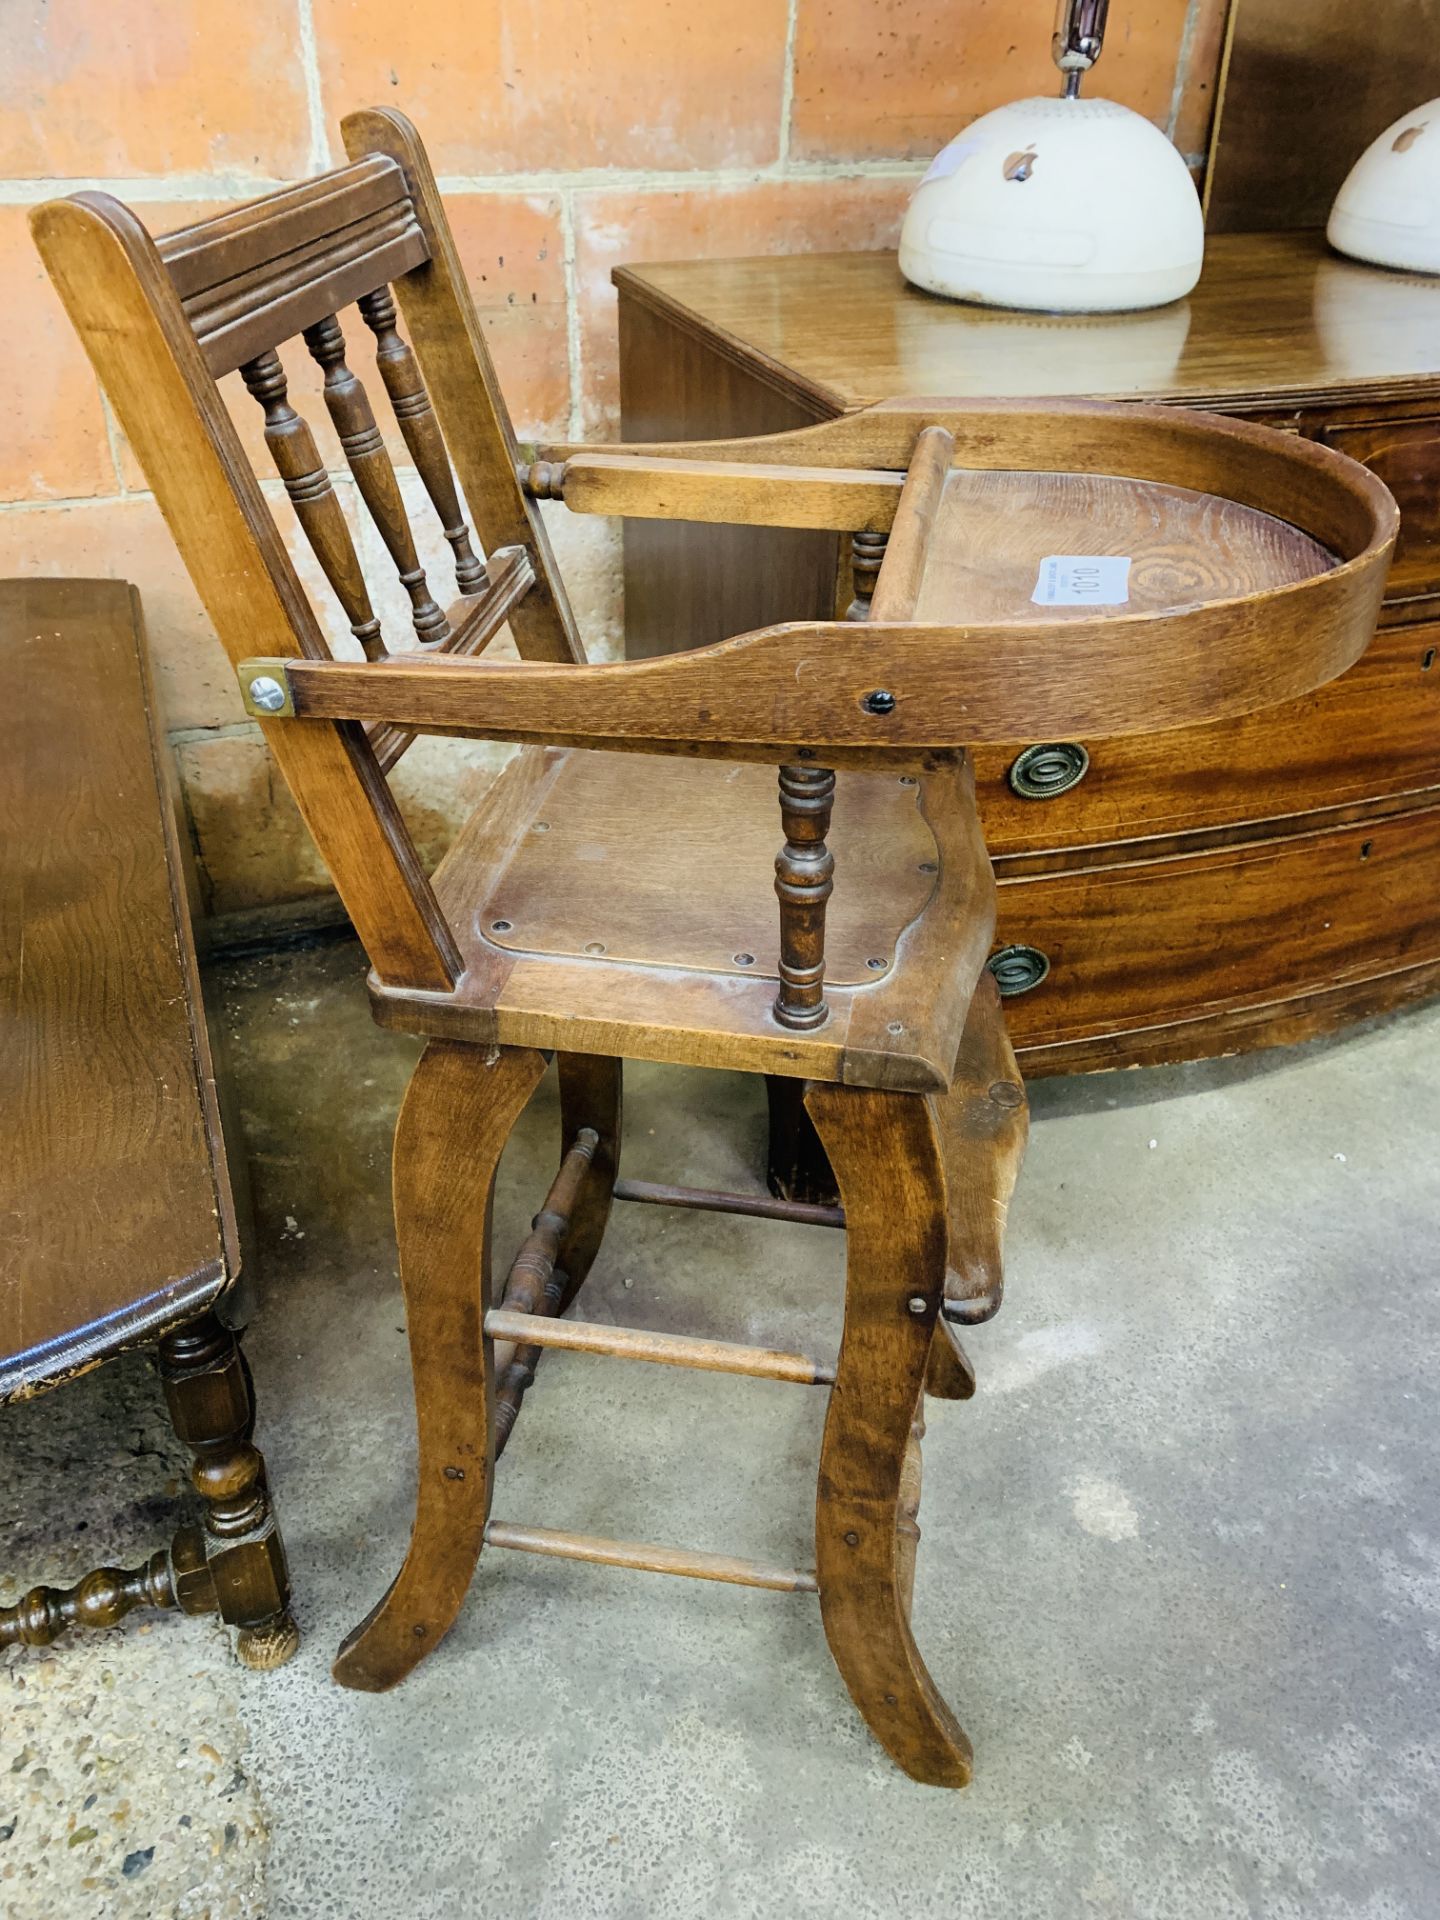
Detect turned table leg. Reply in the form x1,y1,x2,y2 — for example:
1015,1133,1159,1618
0,1309,297,1669
159,1311,298,1669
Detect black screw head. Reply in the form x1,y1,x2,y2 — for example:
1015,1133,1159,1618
862,689,896,715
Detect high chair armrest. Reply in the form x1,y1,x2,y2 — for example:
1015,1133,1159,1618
520,451,906,532
236,523,1388,767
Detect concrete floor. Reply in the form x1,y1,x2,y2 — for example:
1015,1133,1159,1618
3,937,1439,1920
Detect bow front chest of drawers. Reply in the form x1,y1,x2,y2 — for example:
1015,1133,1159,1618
613,232,1440,1072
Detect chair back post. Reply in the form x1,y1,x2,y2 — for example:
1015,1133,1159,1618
30,193,462,992
341,107,586,667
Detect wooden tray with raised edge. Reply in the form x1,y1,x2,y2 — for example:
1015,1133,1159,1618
238,397,1399,1097
499,397,1401,750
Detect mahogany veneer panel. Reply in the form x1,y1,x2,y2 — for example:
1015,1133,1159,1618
1315,415,1440,610
994,802,1440,1049
975,618,1440,856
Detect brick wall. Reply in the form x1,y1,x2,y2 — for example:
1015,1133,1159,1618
0,0,1227,918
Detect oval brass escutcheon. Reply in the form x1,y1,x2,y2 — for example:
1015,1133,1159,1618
987,944,1051,996
1008,741,1090,800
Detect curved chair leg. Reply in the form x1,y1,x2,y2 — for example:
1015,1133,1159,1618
334,1039,546,1692
554,1053,622,1311
935,973,1029,1328
804,1080,974,1789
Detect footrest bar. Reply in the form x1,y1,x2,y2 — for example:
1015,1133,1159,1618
484,1307,836,1384
613,1177,844,1230
484,1520,819,1593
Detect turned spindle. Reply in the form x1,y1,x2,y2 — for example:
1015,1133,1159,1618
493,1127,600,1453
846,530,888,621
239,348,385,658
357,286,488,597
773,763,836,1030
520,459,568,501
0,1552,177,1651
303,313,450,647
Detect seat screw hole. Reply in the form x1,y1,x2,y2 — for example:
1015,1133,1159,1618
734,952,755,966
584,941,606,956
844,1531,860,1547
866,956,888,971
918,861,937,874
490,919,512,933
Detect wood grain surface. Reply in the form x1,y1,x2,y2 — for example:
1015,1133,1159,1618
0,579,228,1401
365,745,995,1095
975,616,1440,858
613,237,1440,416
479,753,936,985
993,802,1440,1053
913,469,1332,625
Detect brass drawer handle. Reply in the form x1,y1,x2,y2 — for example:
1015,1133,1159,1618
1008,742,1089,799
987,944,1051,996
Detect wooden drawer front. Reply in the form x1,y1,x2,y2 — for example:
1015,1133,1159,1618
991,803,1440,1050
1313,415,1440,610
973,619,1440,857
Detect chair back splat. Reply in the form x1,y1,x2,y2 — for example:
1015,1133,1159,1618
31,108,582,994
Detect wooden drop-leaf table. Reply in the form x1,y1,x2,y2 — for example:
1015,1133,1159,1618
0,578,296,1668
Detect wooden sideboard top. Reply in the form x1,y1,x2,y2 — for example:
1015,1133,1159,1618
614,232,1440,416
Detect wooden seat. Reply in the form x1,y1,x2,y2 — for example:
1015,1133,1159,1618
368,746,994,1091
32,110,1396,1787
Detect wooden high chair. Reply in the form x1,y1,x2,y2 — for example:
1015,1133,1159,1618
33,109,1396,1786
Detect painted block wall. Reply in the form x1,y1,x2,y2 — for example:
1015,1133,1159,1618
0,0,1227,916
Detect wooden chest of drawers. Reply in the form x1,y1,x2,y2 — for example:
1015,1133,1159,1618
613,234,1440,1072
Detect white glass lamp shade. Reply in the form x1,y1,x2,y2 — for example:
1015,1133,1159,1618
1328,100,1440,275
899,96,1205,313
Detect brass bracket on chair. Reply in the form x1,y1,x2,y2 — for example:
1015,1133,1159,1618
236,659,296,719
